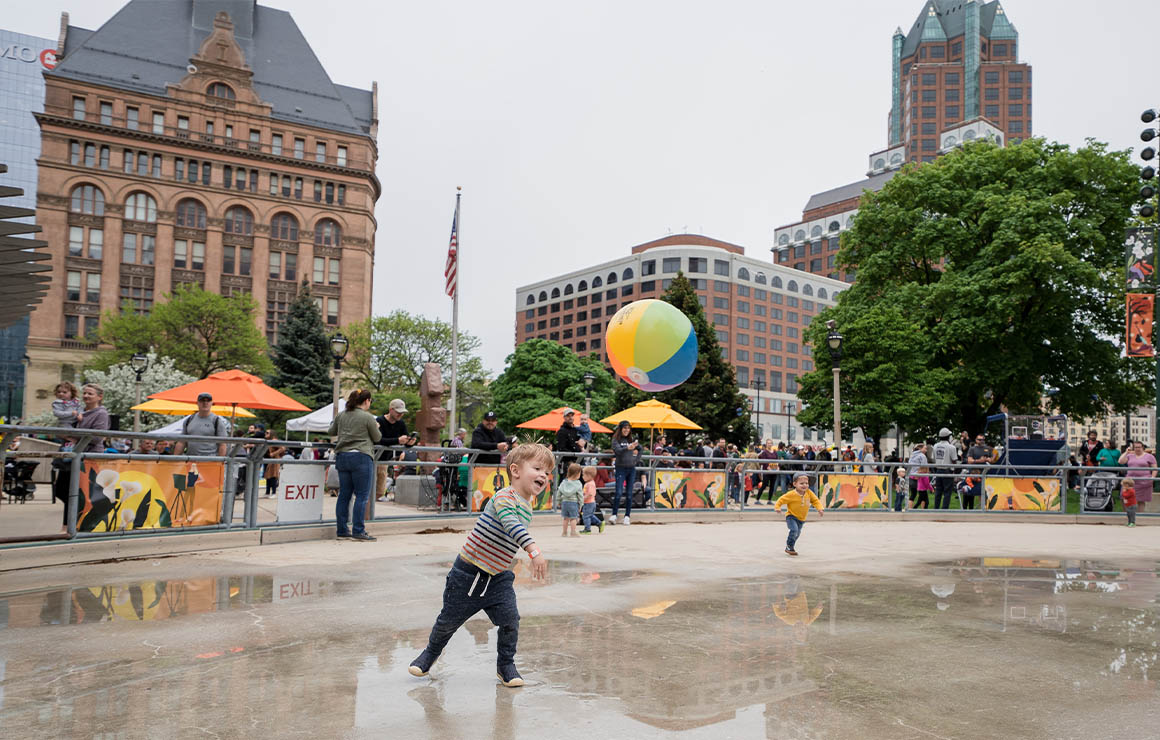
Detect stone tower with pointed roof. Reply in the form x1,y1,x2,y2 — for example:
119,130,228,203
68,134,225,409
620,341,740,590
24,0,380,414
773,0,1031,282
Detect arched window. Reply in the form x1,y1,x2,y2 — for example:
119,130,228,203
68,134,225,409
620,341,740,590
69,184,104,215
175,198,206,229
622,267,634,281
607,271,618,285
873,158,885,170
592,276,603,288
817,288,828,300
207,82,236,100
802,284,814,296
124,192,157,222
313,218,341,246
224,205,253,235
771,276,783,289
526,295,535,305
832,290,842,300
794,229,805,241
538,291,547,302
778,234,789,245
563,284,573,295
828,221,840,232
578,279,588,291
963,129,977,141
550,287,560,299
755,273,767,285
811,225,822,237
737,267,750,281
890,152,903,165
271,213,299,240
787,280,799,293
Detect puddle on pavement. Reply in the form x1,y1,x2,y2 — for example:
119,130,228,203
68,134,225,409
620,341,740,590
2,558,1160,738
0,575,342,628
437,558,654,587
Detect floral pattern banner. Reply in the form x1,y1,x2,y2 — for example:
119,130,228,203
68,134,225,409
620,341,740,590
470,467,553,512
819,473,889,509
76,461,223,532
654,470,726,509
1125,227,1156,290
984,478,1062,511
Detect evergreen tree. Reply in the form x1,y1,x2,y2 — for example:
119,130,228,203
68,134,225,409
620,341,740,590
271,285,333,406
614,273,755,446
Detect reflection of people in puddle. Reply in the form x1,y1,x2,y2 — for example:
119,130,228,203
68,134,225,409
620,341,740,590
492,683,517,740
407,684,456,737
465,618,493,646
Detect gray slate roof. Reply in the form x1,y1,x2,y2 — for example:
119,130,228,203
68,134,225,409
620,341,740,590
803,170,896,214
52,0,372,137
901,1,1012,58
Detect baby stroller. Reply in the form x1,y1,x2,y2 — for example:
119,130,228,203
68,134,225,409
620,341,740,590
1081,471,1116,512
3,460,39,503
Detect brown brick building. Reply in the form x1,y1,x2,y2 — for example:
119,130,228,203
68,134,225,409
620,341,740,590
774,0,1031,279
515,234,846,442
25,1,379,415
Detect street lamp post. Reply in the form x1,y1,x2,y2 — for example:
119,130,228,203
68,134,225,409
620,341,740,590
582,371,596,419
751,378,765,444
826,320,843,447
330,333,349,417
130,352,149,433
5,381,14,424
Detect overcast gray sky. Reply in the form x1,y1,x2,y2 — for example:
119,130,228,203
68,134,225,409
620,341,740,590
9,0,1160,373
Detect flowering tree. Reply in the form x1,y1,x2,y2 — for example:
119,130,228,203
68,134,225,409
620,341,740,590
84,352,196,431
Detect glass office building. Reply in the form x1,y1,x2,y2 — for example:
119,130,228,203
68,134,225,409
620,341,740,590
0,29,55,419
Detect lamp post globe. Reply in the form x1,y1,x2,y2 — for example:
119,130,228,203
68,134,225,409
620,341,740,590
130,352,150,434
582,371,596,418
330,332,349,417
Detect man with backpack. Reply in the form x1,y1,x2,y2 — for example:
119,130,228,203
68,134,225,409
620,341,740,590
173,393,230,457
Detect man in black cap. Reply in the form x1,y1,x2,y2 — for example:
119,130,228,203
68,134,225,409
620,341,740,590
173,392,230,457
471,411,509,467
555,408,586,477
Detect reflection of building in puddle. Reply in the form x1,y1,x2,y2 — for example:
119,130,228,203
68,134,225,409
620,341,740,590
0,575,335,629
517,578,828,731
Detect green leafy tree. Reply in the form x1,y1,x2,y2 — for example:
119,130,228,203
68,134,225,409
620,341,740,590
614,273,756,446
490,339,616,434
271,286,333,407
344,310,491,422
81,351,196,431
94,284,273,378
796,138,1149,440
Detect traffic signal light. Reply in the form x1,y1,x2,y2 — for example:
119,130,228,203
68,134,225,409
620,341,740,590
1142,109,1159,218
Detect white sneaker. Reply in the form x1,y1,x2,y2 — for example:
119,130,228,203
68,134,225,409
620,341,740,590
608,514,617,525
623,516,631,526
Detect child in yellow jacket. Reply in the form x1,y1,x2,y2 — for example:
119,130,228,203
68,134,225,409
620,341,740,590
775,473,824,556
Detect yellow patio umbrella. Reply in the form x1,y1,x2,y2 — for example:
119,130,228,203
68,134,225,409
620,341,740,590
131,399,256,419
601,399,702,432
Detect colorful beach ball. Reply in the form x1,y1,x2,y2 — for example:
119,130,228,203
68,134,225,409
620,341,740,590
605,299,698,392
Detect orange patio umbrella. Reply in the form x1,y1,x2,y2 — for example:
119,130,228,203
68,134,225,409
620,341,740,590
517,407,613,433
149,369,311,417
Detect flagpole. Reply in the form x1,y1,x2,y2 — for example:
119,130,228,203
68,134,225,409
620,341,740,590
449,187,461,438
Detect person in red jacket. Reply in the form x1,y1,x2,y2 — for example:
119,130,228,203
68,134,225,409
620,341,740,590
1122,478,1139,527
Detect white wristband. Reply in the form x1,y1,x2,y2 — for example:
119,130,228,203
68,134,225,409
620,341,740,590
528,547,541,559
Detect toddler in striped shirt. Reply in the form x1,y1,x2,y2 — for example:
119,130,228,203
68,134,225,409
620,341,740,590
409,442,553,687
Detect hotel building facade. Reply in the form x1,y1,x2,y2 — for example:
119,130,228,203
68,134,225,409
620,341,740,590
515,234,846,443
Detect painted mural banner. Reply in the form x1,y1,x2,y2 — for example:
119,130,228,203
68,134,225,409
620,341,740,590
1126,293,1155,358
819,473,889,509
984,477,1062,511
76,460,224,532
1125,227,1156,290
654,470,726,509
469,467,553,512
275,464,325,522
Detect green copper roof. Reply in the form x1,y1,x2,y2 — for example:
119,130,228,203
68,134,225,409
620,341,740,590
900,0,1017,58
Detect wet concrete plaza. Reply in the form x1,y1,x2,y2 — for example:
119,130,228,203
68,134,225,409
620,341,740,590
1,521,1158,738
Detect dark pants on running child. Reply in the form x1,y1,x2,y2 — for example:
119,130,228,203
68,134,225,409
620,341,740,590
613,466,634,518
335,451,373,536
893,481,908,511
785,515,804,551
423,556,520,668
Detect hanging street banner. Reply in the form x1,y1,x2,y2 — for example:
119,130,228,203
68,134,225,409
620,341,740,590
1125,227,1156,290
1126,293,1155,358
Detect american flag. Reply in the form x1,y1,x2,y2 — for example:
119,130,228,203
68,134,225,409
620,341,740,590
444,207,458,298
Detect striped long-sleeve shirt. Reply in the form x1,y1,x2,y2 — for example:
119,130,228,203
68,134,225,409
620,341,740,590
459,488,536,575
